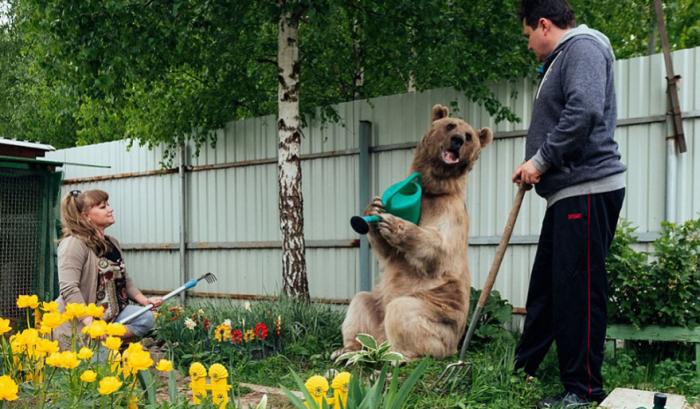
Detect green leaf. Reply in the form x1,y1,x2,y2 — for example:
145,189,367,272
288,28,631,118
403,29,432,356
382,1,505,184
386,360,428,409
167,369,178,403
137,370,157,406
355,333,378,350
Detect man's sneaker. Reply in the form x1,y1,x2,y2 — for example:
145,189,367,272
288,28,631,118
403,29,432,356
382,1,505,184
537,392,594,408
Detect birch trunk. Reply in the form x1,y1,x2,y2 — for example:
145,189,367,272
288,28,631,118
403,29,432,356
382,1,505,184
277,6,309,300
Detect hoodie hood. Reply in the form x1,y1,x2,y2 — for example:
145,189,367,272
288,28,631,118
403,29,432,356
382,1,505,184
553,24,615,61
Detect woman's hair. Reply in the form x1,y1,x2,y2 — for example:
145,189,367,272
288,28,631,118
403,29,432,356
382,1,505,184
60,189,112,256
519,0,576,29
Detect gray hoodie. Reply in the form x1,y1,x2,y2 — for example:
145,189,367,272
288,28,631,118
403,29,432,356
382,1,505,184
527,25,626,205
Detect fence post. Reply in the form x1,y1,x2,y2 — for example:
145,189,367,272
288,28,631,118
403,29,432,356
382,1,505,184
179,143,189,305
358,121,372,292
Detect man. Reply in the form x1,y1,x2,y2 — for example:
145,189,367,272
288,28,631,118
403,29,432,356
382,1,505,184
512,1,626,407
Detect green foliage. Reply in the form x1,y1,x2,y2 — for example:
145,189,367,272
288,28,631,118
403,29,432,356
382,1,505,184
154,297,344,370
334,334,405,379
3,0,700,153
607,218,700,328
569,0,700,59
283,361,428,409
1,0,533,154
467,288,515,347
603,349,700,402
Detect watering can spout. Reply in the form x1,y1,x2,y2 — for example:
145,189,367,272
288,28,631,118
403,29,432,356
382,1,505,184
350,172,422,235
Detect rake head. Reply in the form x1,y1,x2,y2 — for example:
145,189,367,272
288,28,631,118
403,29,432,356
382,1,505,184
198,272,217,284
434,359,471,393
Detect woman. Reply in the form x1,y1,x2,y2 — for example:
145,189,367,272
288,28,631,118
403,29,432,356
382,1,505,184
54,189,162,348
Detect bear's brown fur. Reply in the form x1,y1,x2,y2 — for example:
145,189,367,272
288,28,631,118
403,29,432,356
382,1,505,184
338,104,492,359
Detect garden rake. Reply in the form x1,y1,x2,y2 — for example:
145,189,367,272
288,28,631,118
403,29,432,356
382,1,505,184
117,272,217,325
436,184,529,392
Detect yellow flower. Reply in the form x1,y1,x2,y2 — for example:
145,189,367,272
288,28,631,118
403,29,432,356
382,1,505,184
103,336,122,351
208,363,229,383
83,320,107,339
45,351,80,369
128,396,139,409
243,329,255,343
124,342,144,354
214,323,231,342
331,372,351,409
123,348,153,375
85,303,105,319
98,376,122,395
106,322,127,337
189,362,207,380
80,370,97,383
41,301,59,313
39,312,65,331
0,375,19,401
304,375,329,407
0,318,11,335
11,329,39,356
35,339,59,357
78,347,94,360
16,295,39,309
63,303,87,320
189,362,208,404
156,359,173,372
210,382,231,409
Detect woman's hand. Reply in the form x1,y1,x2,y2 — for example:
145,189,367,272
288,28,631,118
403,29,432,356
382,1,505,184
147,297,163,308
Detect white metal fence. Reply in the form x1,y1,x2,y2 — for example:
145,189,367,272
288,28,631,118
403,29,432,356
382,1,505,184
46,46,700,311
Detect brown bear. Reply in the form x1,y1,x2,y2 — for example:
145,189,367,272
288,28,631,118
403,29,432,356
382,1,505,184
338,104,493,359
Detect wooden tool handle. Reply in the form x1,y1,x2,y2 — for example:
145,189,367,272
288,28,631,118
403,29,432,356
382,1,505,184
476,184,529,307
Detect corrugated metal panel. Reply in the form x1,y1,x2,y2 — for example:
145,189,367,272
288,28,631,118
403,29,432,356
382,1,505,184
44,46,700,310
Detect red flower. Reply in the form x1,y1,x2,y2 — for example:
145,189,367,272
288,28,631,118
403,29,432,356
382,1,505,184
254,322,268,341
203,318,210,331
231,329,243,344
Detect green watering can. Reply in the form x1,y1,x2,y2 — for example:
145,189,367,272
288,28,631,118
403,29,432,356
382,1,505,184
350,172,422,235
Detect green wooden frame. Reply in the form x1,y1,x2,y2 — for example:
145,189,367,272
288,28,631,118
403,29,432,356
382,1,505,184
606,324,700,375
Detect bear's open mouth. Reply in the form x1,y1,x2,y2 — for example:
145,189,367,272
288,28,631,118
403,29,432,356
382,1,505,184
441,149,460,165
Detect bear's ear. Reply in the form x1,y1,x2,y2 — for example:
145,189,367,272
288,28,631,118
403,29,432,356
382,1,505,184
431,104,449,122
479,127,493,147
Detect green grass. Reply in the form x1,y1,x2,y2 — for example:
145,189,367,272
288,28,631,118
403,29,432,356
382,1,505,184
155,299,700,408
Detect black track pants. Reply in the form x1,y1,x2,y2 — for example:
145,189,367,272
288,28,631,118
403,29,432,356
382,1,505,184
515,188,625,402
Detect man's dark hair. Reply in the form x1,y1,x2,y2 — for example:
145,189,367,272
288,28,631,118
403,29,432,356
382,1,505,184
519,0,576,29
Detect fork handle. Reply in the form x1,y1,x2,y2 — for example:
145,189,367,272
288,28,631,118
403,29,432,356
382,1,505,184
457,304,483,360
117,279,199,324
456,185,528,360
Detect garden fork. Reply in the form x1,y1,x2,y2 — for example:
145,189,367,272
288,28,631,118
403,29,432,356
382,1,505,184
436,184,529,392
118,272,217,324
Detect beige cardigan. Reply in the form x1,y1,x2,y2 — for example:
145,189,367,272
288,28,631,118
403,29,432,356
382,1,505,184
54,235,142,348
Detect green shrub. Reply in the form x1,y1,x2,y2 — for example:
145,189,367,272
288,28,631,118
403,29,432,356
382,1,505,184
607,218,700,328
467,288,514,346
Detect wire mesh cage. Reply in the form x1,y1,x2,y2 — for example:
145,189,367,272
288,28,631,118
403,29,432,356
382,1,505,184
0,169,43,319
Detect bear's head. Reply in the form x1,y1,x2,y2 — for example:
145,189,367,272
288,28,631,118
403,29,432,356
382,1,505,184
411,104,492,194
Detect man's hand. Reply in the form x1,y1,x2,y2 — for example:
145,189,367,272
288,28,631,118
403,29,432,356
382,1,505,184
512,159,542,185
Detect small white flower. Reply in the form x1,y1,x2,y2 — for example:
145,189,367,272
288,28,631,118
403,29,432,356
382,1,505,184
197,309,205,315
244,301,251,311
223,319,232,327
184,318,197,330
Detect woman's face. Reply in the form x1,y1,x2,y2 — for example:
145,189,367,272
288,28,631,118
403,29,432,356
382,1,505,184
85,201,115,229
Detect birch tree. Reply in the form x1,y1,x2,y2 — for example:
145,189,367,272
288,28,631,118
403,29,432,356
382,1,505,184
277,1,309,299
